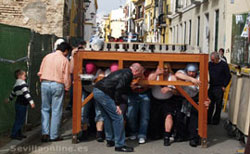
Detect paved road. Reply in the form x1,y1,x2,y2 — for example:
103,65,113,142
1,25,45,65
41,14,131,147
10,112,245,154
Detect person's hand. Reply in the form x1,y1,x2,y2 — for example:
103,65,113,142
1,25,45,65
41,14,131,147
30,103,35,109
71,48,78,57
190,78,201,86
204,98,211,110
161,87,172,94
222,87,225,91
155,67,164,75
116,106,122,115
65,90,70,98
130,84,137,90
4,98,9,103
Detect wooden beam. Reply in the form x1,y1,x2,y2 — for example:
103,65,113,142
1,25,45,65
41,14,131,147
175,86,199,110
140,80,194,86
78,51,203,62
82,93,94,107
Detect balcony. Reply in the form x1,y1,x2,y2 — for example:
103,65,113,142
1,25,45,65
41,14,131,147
191,0,201,4
191,0,208,5
157,14,167,28
176,5,183,14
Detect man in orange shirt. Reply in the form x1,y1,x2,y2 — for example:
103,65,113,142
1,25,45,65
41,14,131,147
38,42,72,142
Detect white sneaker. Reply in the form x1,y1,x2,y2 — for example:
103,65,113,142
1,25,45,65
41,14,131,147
129,136,137,140
138,138,146,144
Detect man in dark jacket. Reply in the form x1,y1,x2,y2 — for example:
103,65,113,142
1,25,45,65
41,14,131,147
208,52,231,125
93,63,144,152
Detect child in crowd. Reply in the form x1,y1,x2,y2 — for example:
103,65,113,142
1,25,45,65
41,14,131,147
5,69,35,140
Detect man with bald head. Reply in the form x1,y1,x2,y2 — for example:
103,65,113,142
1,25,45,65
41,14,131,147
208,52,231,125
93,63,144,152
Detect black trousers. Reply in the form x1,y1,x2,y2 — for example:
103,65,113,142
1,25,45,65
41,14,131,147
189,107,198,139
148,96,177,139
175,96,199,140
208,87,224,123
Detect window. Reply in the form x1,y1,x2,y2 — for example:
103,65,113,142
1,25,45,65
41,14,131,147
180,23,183,43
197,16,200,46
203,13,210,53
176,25,179,43
173,26,175,43
214,10,219,51
184,21,187,44
189,20,192,45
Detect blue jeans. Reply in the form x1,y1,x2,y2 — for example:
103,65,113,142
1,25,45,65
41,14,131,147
93,88,125,147
81,91,104,125
127,92,150,139
41,81,64,140
11,103,27,137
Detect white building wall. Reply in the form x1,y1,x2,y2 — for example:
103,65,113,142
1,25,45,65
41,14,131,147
110,8,126,38
84,0,97,40
170,0,225,54
169,0,250,62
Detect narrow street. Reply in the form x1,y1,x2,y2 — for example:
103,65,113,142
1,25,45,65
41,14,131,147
11,112,244,154
0,0,249,154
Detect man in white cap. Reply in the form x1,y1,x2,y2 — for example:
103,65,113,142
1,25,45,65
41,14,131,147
53,38,65,52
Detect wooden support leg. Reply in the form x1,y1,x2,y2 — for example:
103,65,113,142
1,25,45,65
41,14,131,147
72,134,79,144
201,138,207,148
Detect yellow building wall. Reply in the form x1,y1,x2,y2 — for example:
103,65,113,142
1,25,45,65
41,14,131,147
104,15,111,42
144,0,155,42
164,0,171,44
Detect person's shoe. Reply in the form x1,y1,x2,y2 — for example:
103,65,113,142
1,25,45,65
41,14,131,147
66,106,72,111
115,146,134,152
11,136,22,141
189,139,198,147
96,131,104,142
164,137,170,146
174,136,183,142
79,131,88,141
212,121,220,125
106,140,115,147
129,135,137,140
41,134,49,142
19,134,27,138
50,136,64,142
138,138,146,144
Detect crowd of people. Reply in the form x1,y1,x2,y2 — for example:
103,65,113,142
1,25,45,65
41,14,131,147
5,39,233,152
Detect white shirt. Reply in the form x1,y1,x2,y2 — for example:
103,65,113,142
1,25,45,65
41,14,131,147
151,73,175,100
176,70,199,98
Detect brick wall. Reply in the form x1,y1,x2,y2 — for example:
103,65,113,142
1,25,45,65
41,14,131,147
0,0,66,37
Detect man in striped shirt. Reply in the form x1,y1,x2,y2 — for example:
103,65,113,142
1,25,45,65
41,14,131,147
6,69,35,140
